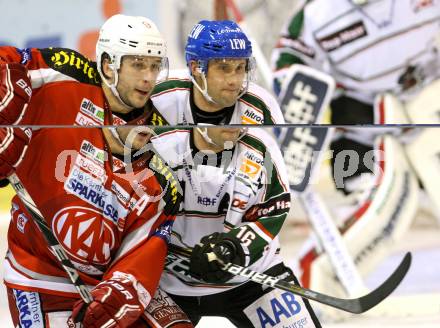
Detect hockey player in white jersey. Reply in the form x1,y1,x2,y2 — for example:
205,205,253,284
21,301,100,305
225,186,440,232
271,0,439,313
151,20,285,125
149,126,321,328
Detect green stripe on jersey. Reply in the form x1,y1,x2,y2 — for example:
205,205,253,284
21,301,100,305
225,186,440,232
240,93,275,125
275,53,304,70
152,79,192,95
240,134,267,154
288,7,305,38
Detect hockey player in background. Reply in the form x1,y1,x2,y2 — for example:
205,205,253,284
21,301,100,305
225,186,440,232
0,14,191,327
272,0,440,183
150,125,321,328
271,0,439,313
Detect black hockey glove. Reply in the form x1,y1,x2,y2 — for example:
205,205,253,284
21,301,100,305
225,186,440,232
189,232,245,283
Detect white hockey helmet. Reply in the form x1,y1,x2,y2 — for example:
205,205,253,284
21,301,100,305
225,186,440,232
96,14,168,108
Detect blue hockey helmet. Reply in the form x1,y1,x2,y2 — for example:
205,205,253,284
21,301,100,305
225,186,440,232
185,20,253,73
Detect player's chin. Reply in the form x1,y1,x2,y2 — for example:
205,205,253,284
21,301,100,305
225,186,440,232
131,137,150,151
220,92,239,106
131,91,151,107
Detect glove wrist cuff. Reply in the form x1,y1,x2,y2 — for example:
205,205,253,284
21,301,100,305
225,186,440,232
107,271,152,309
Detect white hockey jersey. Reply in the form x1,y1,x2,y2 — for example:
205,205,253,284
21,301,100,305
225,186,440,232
272,0,440,103
150,128,291,296
151,70,285,125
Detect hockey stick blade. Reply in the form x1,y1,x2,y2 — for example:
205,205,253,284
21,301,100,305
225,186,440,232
168,244,411,314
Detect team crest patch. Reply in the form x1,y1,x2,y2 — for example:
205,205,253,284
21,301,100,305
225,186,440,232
52,206,116,265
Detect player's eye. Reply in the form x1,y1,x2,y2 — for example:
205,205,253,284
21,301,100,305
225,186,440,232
218,63,234,73
133,62,146,70
150,62,162,72
236,64,246,73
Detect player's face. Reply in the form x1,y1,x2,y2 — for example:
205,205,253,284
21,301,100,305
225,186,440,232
116,126,151,151
206,58,247,107
206,127,242,149
117,55,163,108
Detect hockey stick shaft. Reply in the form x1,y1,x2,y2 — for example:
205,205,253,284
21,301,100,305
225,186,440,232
7,173,93,320
300,189,367,295
277,64,365,295
168,244,411,314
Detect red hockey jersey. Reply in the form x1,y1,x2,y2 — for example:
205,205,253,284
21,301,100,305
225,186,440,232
1,47,180,303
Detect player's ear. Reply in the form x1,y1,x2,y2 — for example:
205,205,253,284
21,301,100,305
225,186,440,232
102,55,115,83
190,61,200,77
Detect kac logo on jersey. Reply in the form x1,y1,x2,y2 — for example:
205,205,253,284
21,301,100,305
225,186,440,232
13,289,44,328
52,206,116,265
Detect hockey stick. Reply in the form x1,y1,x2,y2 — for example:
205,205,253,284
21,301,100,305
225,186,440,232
300,189,367,294
218,0,370,298
7,172,93,321
277,64,367,296
167,244,411,314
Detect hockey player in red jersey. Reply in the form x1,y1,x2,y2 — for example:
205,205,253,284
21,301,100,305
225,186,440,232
0,14,193,327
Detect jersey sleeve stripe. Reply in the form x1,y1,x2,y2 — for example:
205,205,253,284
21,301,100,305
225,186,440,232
249,221,274,242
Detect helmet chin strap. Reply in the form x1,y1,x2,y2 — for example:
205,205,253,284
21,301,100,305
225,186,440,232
191,66,250,106
196,126,219,147
102,64,134,110
109,127,127,149
191,70,217,105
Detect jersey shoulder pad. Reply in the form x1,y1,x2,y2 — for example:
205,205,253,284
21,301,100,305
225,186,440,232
147,153,182,215
40,47,101,85
148,104,171,126
241,83,283,124
241,131,269,155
